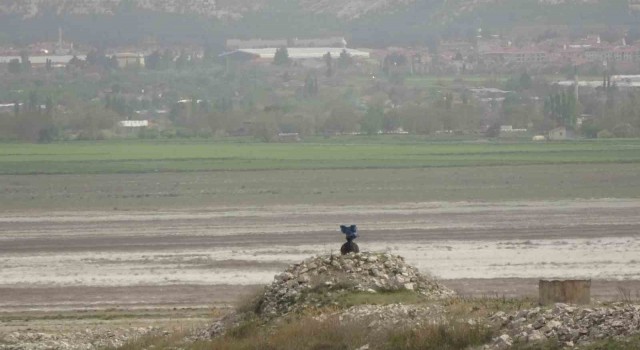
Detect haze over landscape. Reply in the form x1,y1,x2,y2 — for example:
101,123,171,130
1,0,640,349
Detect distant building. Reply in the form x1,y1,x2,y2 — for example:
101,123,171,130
226,37,347,50
226,39,288,50
114,53,145,68
219,47,370,62
119,120,149,128
481,49,547,65
584,47,640,63
501,125,527,132
440,41,476,55
532,135,546,141
0,103,20,114
500,125,513,132
548,126,574,141
277,133,301,142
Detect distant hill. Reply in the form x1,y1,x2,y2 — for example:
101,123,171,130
0,0,635,47
0,0,627,20
1,0,417,19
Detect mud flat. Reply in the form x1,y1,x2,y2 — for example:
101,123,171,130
1,199,640,312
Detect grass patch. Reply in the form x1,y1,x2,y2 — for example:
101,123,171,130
511,335,640,349
200,315,371,350
3,139,640,210
2,139,640,175
581,335,640,350
384,321,494,350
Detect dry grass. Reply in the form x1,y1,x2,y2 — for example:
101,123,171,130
113,328,192,350
107,295,543,350
444,295,538,320
384,321,494,350
234,287,266,315
199,315,371,350
581,335,640,350
511,335,640,350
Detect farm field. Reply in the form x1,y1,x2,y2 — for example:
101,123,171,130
1,138,640,347
2,138,640,175
1,139,640,211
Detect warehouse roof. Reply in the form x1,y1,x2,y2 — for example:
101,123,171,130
220,47,370,60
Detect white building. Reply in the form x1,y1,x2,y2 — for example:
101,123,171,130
220,47,370,61
119,120,149,128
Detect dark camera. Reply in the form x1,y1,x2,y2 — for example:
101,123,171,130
340,225,357,235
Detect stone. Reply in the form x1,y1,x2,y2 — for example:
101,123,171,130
527,330,545,342
298,274,310,284
493,311,506,318
494,303,640,349
545,320,562,330
278,272,294,282
532,317,546,329
495,334,513,349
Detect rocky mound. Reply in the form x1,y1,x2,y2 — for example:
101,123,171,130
0,326,166,350
256,251,454,319
490,303,640,348
326,303,447,331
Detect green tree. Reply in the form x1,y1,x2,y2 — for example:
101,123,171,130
251,113,279,142
397,104,441,135
145,50,161,70
361,105,384,135
323,104,359,134
7,58,21,74
273,47,290,66
504,71,533,91
338,49,353,69
544,90,577,128
324,52,333,77
304,73,319,97
20,51,31,72
485,121,501,138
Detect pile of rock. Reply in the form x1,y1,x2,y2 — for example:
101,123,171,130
256,252,454,319
202,252,453,339
489,303,640,348
0,326,167,350
331,303,447,331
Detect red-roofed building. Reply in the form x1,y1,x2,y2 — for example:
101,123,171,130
481,47,547,65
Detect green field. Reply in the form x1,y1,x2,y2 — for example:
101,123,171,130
2,138,640,210
2,138,640,175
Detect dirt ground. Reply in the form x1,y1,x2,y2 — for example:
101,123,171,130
2,199,640,348
2,199,640,312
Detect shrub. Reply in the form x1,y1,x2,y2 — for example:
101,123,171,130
597,129,614,139
612,123,638,138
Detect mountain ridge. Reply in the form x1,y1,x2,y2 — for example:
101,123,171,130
0,0,620,20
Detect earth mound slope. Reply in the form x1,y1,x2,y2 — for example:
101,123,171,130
256,251,454,318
